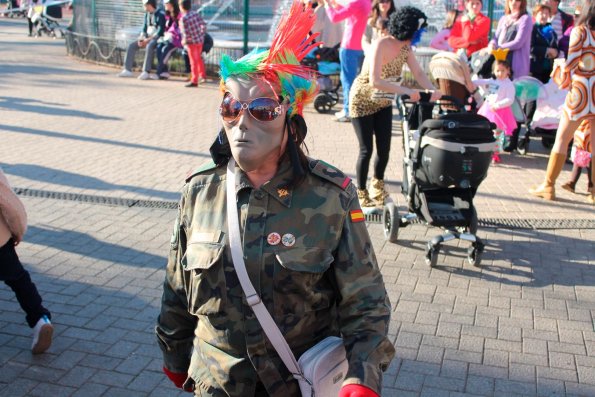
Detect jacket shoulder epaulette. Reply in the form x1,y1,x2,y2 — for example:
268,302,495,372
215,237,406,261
185,160,218,183
309,159,352,191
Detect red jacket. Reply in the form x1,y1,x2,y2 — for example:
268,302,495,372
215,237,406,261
448,13,491,56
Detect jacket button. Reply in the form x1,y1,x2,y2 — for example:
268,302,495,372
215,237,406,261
254,190,265,200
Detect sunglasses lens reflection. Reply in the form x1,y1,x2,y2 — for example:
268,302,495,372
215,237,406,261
219,94,281,122
220,95,242,122
249,98,281,122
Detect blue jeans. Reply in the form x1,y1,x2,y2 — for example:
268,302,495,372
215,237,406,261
156,41,178,75
339,48,363,116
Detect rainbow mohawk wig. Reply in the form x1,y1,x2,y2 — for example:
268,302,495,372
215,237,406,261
219,0,320,117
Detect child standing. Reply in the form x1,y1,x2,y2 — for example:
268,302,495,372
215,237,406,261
179,0,207,88
0,167,53,354
530,4,559,84
473,60,517,163
562,120,593,199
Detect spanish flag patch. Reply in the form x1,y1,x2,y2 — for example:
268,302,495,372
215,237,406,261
350,209,365,223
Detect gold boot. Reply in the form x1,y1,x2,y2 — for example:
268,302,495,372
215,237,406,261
357,189,375,208
587,188,595,205
529,153,566,200
369,177,389,205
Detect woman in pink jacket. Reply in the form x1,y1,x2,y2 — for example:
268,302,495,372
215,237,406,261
322,0,372,122
0,167,53,354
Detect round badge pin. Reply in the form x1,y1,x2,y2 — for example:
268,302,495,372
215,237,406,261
267,232,281,246
281,233,296,247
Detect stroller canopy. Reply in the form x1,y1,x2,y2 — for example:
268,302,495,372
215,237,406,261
429,52,475,93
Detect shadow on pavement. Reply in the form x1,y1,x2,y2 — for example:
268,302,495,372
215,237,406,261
1,163,180,201
474,190,595,215
0,96,120,120
26,225,167,268
0,272,180,396
425,228,595,288
0,124,210,159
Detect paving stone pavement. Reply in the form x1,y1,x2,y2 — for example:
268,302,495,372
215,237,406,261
1,18,594,397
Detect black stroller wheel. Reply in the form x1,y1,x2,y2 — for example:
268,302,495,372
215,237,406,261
425,242,440,268
328,91,339,106
314,94,333,114
467,243,483,267
382,202,399,243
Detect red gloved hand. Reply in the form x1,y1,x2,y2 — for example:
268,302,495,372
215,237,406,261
339,384,380,397
163,366,187,389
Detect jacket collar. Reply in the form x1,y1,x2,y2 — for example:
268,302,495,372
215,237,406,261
234,158,294,208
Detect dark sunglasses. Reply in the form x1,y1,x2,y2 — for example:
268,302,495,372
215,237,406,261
219,92,284,123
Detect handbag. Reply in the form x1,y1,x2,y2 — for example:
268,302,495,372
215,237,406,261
202,32,213,54
225,159,348,397
470,51,494,79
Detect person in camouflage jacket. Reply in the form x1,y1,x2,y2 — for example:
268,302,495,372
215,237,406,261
156,2,395,396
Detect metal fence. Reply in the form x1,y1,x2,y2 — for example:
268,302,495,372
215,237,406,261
65,0,582,76
65,0,291,74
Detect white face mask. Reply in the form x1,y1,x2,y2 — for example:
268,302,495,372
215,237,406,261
221,78,288,173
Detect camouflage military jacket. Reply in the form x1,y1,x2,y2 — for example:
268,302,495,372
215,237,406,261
156,157,395,397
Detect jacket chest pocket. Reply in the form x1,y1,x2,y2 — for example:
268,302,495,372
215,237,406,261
183,231,226,316
273,248,334,318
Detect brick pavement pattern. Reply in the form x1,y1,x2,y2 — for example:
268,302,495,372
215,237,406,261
1,19,594,397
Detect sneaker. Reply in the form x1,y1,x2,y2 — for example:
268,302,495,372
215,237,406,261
491,153,501,164
149,73,160,80
159,72,170,79
335,115,351,122
118,69,134,78
185,82,198,88
198,77,207,84
31,315,53,354
334,110,346,118
369,177,389,204
138,71,150,80
357,189,375,208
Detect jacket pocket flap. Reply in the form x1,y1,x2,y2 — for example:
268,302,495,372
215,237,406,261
184,231,224,270
275,248,333,273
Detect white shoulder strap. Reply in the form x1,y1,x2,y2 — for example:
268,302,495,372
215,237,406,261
225,159,305,380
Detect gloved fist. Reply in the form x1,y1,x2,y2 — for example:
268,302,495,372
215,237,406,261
339,384,380,397
163,366,188,389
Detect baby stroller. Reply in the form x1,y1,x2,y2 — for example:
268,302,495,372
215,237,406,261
303,45,342,114
382,94,495,267
31,1,64,38
517,78,567,154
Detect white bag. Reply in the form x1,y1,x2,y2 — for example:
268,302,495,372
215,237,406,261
297,336,348,397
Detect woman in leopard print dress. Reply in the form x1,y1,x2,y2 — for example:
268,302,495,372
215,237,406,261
349,6,442,208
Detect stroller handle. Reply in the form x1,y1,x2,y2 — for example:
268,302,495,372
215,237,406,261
399,94,465,111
